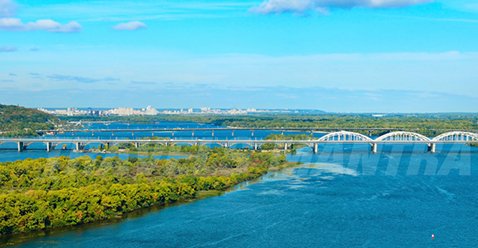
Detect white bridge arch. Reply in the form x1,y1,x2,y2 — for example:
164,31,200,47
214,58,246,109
432,131,478,142
375,131,431,142
318,131,373,142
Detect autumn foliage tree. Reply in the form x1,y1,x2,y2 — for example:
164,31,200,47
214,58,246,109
0,149,286,236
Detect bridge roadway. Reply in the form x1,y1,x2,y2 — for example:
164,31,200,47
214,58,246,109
38,127,413,134
2,130,478,153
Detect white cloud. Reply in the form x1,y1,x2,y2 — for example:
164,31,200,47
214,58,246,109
0,17,81,32
0,0,81,32
0,45,16,52
0,17,20,28
0,0,16,17
113,21,146,31
27,19,81,33
252,0,432,14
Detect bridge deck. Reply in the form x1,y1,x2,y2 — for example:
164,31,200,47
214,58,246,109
1,138,477,144
38,127,415,133
2,130,478,153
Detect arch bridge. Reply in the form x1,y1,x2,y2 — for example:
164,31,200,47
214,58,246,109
1,131,477,153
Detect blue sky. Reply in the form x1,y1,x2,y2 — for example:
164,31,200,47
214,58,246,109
1,0,478,112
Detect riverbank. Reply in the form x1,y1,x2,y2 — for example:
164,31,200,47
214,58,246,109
0,160,298,247
0,149,295,244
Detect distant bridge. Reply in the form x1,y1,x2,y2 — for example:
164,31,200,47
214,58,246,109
1,131,478,153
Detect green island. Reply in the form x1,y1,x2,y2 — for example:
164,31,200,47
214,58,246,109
0,149,291,237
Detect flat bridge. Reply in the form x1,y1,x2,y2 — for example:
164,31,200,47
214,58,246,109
2,131,478,153
38,127,413,136
40,127,410,132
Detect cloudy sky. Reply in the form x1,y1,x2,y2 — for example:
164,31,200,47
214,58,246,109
1,0,477,112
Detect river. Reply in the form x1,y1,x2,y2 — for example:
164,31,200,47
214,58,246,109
1,122,478,247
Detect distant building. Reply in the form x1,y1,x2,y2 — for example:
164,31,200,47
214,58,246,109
108,107,136,116
143,106,159,115
39,106,278,116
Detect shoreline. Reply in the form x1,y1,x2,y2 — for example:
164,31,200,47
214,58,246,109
0,157,299,247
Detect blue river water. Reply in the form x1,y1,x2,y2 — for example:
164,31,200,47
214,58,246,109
2,122,478,247
0,121,313,163
0,121,318,163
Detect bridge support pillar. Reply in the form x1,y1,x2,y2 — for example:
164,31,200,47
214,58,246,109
371,143,378,153
46,142,52,152
313,143,319,154
133,142,139,149
284,143,288,152
17,142,24,152
428,143,436,153
224,142,229,148
75,142,82,151
254,143,258,151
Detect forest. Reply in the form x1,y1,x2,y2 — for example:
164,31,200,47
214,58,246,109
0,104,59,137
0,149,288,236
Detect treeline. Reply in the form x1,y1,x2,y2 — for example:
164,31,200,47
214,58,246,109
0,104,58,137
0,150,287,236
90,134,309,154
265,134,312,140
99,138,211,154
261,134,312,151
60,113,478,136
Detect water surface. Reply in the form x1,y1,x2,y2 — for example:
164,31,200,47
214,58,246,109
6,144,478,248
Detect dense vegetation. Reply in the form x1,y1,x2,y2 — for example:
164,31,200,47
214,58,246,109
0,104,58,137
264,134,312,140
61,113,478,136
95,139,212,154
261,134,312,150
85,134,311,154
0,150,287,236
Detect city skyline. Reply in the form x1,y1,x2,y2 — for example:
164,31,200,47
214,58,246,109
1,0,478,112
